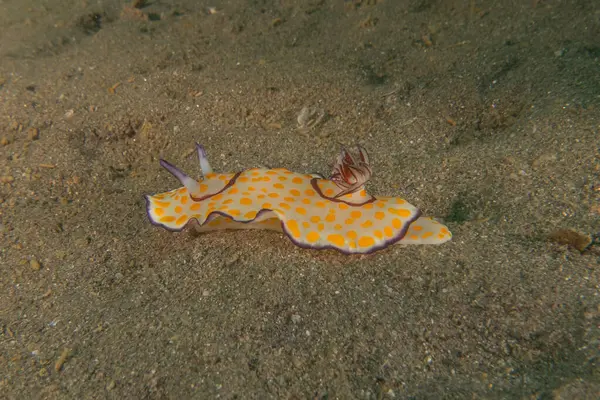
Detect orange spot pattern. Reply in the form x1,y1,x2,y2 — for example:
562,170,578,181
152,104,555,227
147,166,450,253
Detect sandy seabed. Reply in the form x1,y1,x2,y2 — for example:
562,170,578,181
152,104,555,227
1,1,598,398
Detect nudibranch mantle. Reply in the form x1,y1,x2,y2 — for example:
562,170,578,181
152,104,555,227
145,144,451,254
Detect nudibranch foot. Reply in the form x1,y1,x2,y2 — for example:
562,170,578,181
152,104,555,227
145,144,452,254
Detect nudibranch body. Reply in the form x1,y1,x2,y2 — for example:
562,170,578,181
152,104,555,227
145,144,451,254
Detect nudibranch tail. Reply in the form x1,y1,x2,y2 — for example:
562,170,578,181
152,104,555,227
159,159,201,194
145,143,452,254
399,216,452,244
195,143,213,176
331,146,373,198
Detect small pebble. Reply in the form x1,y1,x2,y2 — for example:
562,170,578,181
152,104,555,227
55,348,72,372
0,176,14,184
297,106,325,132
30,259,41,271
27,127,39,140
548,229,592,252
0,136,9,146
10,121,23,131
